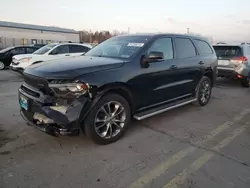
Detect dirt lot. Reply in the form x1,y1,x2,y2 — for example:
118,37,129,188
1,70,250,188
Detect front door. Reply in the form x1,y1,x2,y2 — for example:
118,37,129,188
132,37,182,109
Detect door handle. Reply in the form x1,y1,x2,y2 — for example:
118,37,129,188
65,54,70,56
199,61,204,65
170,65,178,69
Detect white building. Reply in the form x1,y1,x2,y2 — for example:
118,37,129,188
0,21,79,49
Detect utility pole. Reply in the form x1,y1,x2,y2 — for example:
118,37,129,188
187,28,190,34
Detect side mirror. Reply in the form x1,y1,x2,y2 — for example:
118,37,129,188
147,51,164,62
140,51,164,68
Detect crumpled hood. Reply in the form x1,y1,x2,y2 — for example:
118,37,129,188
24,56,125,79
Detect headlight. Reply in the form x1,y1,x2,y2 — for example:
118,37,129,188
19,57,32,63
48,81,89,95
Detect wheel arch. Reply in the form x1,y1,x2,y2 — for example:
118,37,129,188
204,68,214,86
96,82,135,113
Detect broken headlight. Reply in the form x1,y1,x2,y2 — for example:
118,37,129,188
49,81,89,96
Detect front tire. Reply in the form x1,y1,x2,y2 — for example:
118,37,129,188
0,61,5,70
84,93,131,145
195,76,212,106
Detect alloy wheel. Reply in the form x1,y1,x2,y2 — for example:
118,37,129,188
94,101,126,139
200,80,211,104
0,62,5,70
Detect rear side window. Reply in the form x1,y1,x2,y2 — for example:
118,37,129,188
69,45,90,53
194,40,213,55
175,38,196,58
26,47,36,54
213,46,243,57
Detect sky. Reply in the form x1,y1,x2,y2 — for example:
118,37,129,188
0,0,250,42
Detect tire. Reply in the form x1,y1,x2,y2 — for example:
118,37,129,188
84,93,131,145
0,61,5,70
241,78,250,88
195,76,212,106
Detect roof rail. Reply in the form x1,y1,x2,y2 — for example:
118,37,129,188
241,42,250,45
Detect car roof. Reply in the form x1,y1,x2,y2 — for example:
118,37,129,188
116,33,208,41
53,43,92,48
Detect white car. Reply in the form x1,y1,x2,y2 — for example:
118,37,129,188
10,43,92,73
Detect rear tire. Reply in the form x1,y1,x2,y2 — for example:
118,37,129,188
0,61,5,70
241,78,250,88
194,76,212,106
84,93,131,145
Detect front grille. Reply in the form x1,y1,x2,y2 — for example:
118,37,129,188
21,85,40,98
23,74,50,94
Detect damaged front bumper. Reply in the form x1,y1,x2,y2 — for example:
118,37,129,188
19,83,91,136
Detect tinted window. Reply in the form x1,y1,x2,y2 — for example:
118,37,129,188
175,38,196,58
148,38,173,60
26,47,36,54
194,40,213,55
11,47,26,55
69,45,90,53
52,45,69,54
213,46,243,57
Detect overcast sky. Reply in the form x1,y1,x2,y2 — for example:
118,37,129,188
1,0,250,42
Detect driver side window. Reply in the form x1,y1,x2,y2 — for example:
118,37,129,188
148,38,174,60
51,45,69,55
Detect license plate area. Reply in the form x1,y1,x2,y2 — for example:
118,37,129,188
20,95,28,111
218,60,230,66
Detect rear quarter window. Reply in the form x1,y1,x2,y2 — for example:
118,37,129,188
194,40,213,55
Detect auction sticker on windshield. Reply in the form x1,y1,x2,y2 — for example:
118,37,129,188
127,43,144,47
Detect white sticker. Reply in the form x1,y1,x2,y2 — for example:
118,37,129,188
127,43,144,47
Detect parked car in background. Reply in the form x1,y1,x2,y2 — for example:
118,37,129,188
0,45,40,70
29,44,45,48
19,34,217,144
10,43,92,73
213,43,250,87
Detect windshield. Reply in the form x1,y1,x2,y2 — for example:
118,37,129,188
0,47,14,53
33,44,58,55
85,36,151,59
213,46,243,57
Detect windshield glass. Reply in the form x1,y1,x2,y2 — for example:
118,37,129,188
0,47,14,53
33,44,58,55
85,36,151,59
213,46,243,57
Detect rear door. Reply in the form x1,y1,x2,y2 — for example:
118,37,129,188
69,44,91,57
213,45,244,70
172,37,204,95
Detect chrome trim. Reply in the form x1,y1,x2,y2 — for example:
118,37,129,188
153,80,193,91
138,93,192,111
134,98,197,120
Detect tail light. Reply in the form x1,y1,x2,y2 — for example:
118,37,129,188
230,56,248,64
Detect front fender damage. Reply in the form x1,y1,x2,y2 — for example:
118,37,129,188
32,90,92,136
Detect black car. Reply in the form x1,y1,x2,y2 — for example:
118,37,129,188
19,34,217,144
0,46,39,70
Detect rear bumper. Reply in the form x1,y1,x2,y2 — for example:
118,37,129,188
19,84,91,136
217,66,249,78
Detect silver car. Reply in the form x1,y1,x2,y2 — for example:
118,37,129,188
213,43,250,87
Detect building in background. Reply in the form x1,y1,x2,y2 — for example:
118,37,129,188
0,21,79,49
